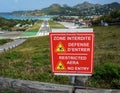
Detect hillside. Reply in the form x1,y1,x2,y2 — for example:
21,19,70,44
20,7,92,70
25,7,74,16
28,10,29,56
0,17,36,31
10,2,120,16
41,4,64,15
74,2,120,15
92,9,120,25
0,25,120,88
0,17,16,30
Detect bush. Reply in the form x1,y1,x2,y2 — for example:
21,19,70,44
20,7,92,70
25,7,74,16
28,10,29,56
0,39,12,45
112,79,120,89
89,63,120,88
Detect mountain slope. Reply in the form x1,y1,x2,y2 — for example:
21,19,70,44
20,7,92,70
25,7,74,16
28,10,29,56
74,1,97,10
10,2,120,16
74,1,120,15
41,4,64,15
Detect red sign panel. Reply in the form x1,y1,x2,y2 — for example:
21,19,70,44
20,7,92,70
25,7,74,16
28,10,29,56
50,32,94,76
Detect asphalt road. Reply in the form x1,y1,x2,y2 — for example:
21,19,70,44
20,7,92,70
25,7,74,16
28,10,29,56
37,20,50,36
0,21,51,52
0,31,23,39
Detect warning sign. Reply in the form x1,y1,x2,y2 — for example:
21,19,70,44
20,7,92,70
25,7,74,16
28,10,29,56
56,61,66,70
55,42,66,52
50,31,94,76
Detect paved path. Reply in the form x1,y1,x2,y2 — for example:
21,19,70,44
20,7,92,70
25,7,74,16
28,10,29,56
0,21,50,52
0,31,23,39
37,20,50,36
0,39,26,52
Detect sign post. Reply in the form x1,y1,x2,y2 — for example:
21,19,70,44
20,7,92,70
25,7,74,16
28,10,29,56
50,29,94,76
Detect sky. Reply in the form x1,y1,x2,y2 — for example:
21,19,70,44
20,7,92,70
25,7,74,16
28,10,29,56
0,0,120,12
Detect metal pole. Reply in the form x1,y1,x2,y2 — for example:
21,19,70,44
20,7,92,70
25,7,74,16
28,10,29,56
70,76,75,85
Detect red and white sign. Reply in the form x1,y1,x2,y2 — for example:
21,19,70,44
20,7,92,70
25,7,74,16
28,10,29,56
50,32,94,76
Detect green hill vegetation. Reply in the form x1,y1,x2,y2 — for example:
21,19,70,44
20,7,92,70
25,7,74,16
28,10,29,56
0,25,120,88
0,39,13,45
92,9,120,25
0,17,36,31
41,4,64,15
0,17,17,30
11,2,120,16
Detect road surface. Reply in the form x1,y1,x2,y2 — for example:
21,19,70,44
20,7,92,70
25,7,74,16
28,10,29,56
0,31,23,39
37,20,51,36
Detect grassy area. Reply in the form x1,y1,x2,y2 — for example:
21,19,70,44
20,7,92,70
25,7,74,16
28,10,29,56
27,21,43,32
0,36,69,84
93,26,120,65
21,32,37,37
0,39,13,45
21,21,43,37
49,21,67,29
0,25,120,88
88,25,120,89
0,37,4,40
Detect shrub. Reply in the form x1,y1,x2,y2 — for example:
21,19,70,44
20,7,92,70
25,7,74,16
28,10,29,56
112,79,120,89
0,39,13,45
89,63,120,88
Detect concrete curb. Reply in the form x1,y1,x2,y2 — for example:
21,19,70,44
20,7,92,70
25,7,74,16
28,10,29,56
0,78,120,93
0,78,74,93
75,89,120,93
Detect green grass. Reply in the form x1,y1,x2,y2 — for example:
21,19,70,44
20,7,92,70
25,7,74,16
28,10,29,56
0,37,4,39
49,20,67,29
0,25,120,88
27,21,43,32
0,36,69,84
93,26,120,65
21,32,37,36
88,25,120,89
21,21,43,37
0,39,13,45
